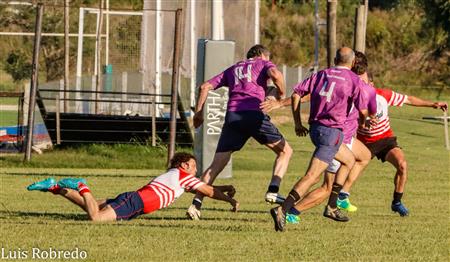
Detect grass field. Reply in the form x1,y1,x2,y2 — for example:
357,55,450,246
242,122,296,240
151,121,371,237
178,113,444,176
0,102,449,261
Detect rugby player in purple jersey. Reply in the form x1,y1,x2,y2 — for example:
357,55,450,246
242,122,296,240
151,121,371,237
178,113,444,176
186,45,293,220
270,47,373,231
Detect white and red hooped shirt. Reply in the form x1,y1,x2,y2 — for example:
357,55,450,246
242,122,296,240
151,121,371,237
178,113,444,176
137,168,205,214
357,88,407,144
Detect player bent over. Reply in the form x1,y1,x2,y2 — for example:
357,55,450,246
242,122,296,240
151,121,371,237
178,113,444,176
27,153,238,221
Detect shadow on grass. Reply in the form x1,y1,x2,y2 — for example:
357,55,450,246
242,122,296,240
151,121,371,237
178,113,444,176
0,210,86,221
1,172,155,179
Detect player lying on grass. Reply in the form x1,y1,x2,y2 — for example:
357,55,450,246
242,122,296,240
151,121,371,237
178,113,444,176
27,152,239,222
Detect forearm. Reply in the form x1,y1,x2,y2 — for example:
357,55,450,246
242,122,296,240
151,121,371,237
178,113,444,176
209,187,235,205
291,94,302,125
195,83,213,112
268,68,286,98
406,96,435,107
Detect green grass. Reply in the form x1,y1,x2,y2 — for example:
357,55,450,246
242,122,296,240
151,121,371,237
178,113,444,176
0,110,19,126
1,105,449,261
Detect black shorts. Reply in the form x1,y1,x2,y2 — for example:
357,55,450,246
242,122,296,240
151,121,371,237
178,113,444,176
106,191,145,221
365,136,400,162
216,111,284,152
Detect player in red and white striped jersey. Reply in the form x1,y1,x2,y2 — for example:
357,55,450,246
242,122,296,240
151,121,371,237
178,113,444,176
339,55,448,216
26,153,238,222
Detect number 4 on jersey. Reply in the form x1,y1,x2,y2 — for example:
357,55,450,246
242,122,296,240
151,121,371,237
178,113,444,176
319,81,335,102
234,65,252,85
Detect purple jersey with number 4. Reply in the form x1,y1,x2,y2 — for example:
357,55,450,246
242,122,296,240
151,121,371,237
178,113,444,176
207,58,276,112
293,66,368,130
342,82,377,143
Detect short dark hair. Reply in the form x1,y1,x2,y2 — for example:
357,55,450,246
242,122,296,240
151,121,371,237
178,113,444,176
246,44,270,59
351,51,368,75
169,152,196,169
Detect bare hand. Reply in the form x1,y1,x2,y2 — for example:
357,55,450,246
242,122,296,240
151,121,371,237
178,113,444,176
193,111,204,128
363,116,379,130
295,124,309,137
260,98,281,113
231,200,239,212
433,102,448,112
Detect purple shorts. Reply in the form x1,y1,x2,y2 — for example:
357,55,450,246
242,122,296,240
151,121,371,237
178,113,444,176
309,123,344,164
216,111,284,152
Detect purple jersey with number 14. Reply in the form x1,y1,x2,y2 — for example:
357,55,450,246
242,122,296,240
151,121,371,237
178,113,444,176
207,58,276,112
293,66,368,130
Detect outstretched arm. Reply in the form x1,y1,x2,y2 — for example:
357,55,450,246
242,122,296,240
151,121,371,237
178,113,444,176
193,82,214,128
195,184,239,211
405,96,448,111
260,94,311,113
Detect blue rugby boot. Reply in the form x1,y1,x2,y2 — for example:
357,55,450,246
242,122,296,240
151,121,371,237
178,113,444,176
58,178,87,190
391,202,409,217
27,177,57,192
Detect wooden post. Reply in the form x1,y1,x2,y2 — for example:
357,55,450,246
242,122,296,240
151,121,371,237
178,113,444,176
327,0,337,68
95,0,104,114
24,3,44,161
168,9,183,165
354,5,365,52
444,110,449,150
56,94,61,145
64,0,69,113
362,0,369,53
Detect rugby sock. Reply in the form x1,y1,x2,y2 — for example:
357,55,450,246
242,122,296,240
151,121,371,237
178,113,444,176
48,184,61,195
281,190,301,213
78,183,91,196
288,207,301,216
267,185,279,193
328,183,343,209
338,191,350,200
192,198,202,210
392,191,403,204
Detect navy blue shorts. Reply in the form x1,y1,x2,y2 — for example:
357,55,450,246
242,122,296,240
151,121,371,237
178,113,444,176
309,123,344,164
216,111,284,152
106,191,144,221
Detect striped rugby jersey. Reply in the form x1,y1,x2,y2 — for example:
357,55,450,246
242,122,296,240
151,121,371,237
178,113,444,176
357,88,407,144
137,168,205,213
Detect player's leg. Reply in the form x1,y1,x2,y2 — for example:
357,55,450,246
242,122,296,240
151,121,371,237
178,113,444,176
270,156,329,231
191,151,232,204
385,147,409,216
338,139,371,211
264,138,293,204
323,143,354,221
296,171,334,212
252,113,292,204
58,178,117,221
188,112,248,219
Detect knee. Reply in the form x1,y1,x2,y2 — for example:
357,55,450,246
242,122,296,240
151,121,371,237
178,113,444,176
345,157,356,169
89,214,100,222
279,143,293,159
397,160,407,175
